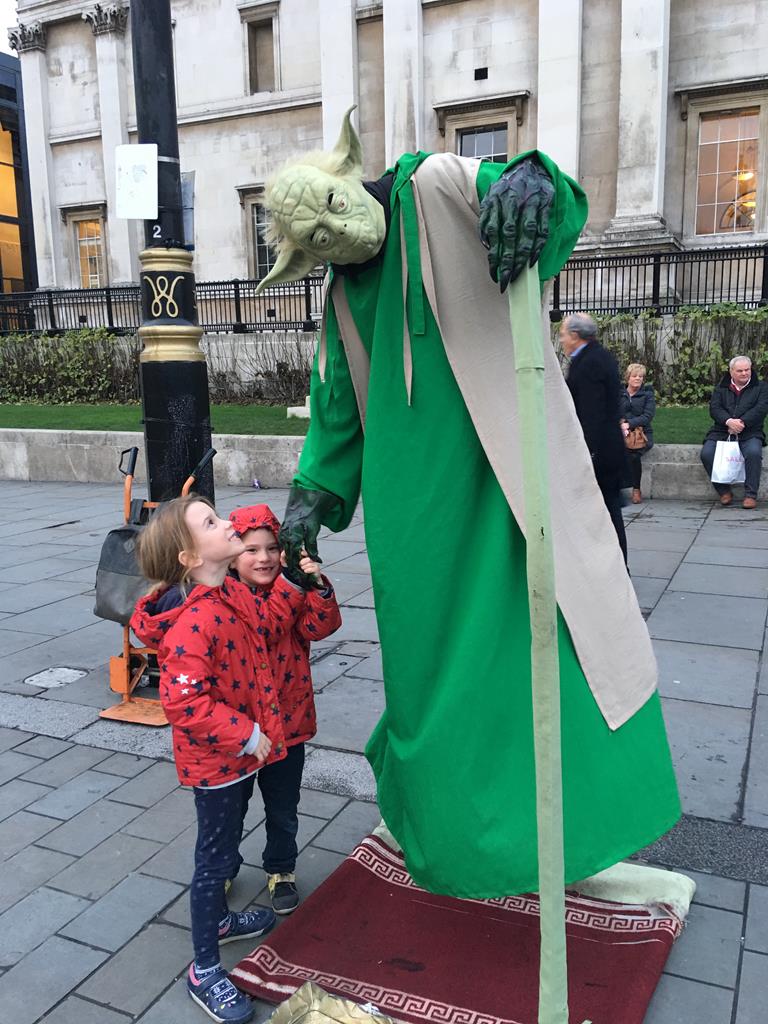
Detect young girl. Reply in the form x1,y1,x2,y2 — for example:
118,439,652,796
229,504,341,915
131,494,307,1024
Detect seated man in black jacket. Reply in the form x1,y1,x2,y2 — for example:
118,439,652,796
700,356,768,509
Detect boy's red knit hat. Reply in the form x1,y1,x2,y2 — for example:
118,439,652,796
229,504,280,539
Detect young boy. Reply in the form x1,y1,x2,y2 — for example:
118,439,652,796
229,504,341,914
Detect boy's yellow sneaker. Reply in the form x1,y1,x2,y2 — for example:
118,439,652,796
267,872,299,915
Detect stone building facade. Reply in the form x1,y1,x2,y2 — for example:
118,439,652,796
10,0,768,289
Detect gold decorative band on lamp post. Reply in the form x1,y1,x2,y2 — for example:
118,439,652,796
138,248,204,362
137,246,214,502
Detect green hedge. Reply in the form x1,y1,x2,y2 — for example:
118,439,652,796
0,329,140,404
0,328,312,405
4,305,768,408
567,303,768,405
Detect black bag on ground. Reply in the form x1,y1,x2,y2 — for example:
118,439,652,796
94,499,150,626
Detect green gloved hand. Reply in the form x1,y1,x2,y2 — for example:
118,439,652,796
279,485,341,590
478,156,555,293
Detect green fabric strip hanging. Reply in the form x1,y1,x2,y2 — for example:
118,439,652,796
507,266,568,1024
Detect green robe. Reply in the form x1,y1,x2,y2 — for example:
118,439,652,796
296,151,680,899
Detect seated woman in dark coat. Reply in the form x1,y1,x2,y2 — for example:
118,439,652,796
620,363,656,504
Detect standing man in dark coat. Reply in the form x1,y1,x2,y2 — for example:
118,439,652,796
700,356,768,509
561,312,628,563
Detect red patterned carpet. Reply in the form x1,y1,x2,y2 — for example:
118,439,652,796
232,835,681,1024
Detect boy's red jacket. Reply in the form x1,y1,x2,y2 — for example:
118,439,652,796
249,580,342,746
229,503,342,748
130,576,304,787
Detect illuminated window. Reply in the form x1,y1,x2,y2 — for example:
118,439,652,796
75,219,106,288
458,124,508,163
0,125,22,291
695,109,758,235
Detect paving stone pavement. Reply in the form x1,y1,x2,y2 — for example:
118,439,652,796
0,482,766,1022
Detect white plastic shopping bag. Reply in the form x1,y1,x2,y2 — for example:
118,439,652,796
711,437,746,484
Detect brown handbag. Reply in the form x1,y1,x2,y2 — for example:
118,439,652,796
625,426,648,450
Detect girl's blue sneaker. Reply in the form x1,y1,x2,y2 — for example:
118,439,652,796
218,907,276,944
187,964,253,1024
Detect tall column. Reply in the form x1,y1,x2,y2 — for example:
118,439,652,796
382,0,422,165
320,0,357,150
9,22,62,287
603,0,676,249
84,3,137,283
537,0,582,178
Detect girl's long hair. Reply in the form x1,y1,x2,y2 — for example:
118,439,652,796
137,494,214,592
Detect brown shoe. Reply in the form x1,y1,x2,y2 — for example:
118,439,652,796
743,496,757,509
719,491,733,506
631,489,642,504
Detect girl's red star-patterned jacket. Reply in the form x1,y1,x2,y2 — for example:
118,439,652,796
229,504,343,748
130,576,306,788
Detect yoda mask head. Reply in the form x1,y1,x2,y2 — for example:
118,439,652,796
255,108,386,293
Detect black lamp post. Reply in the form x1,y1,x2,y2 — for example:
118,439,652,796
130,0,214,501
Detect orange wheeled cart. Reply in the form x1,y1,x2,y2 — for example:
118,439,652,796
95,445,216,726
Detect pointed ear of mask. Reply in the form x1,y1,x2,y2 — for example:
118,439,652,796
254,243,317,294
330,106,364,178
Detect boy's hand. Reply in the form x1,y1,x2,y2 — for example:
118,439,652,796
280,549,326,590
255,733,272,761
298,554,323,584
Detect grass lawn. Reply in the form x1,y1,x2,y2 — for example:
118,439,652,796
653,405,710,445
0,402,710,443
0,403,309,436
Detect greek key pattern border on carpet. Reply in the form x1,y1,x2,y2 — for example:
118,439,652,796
352,836,683,940
232,947,524,1024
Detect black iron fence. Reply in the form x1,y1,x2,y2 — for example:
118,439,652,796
552,243,768,318
0,274,325,335
2,245,767,335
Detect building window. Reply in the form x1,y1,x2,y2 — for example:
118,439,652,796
250,196,275,279
61,211,107,289
458,124,508,163
240,2,280,95
0,124,23,292
248,21,275,93
238,187,276,280
433,93,528,166
695,109,758,235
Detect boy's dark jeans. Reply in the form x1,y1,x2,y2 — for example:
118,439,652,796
700,436,763,497
257,743,305,874
191,776,255,968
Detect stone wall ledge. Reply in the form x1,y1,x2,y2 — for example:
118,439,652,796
0,431,764,498
0,428,304,489
643,444,768,500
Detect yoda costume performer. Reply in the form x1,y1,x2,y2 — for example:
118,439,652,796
259,113,680,899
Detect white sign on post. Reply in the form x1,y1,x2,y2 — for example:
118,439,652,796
115,143,158,219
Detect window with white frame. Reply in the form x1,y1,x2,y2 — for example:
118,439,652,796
678,82,768,241
433,94,528,168
239,1,279,95
61,208,107,288
238,188,276,280
457,124,508,163
250,195,275,279
695,109,758,235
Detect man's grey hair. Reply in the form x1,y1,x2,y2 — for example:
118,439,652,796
565,312,598,343
730,355,752,370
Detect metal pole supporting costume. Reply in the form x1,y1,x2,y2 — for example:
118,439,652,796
130,0,214,502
